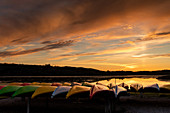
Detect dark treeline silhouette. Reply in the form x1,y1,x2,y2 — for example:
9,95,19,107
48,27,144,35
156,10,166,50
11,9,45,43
0,63,170,76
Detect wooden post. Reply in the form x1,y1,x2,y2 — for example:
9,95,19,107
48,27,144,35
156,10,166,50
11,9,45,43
27,97,30,113
105,96,113,113
45,97,49,113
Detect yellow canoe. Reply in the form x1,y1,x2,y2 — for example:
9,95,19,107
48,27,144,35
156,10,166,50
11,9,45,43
31,86,57,99
66,86,91,99
39,82,52,86
82,82,96,87
31,82,40,85
62,82,71,86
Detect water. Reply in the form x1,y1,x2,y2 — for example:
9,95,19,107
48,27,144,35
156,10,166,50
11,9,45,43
0,75,170,87
98,77,170,87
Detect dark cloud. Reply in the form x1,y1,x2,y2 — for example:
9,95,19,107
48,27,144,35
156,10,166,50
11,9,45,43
60,52,96,57
156,31,170,36
41,41,52,44
0,40,74,57
121,31,170,45
0,0,170,46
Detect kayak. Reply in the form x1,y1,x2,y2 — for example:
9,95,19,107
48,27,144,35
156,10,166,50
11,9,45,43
8,82,23,86
130,83,143,92
82,82,96,87
31,82,40,85
112,85,127,98
160,84,170,93
0,86,22,96
62,82,71,86
90,85,113,99
51,86,72,98
51,82,62,86
66,86,91,99
143,83,160,92
20,83,31,86
32,86,57,99
0,85,6,90
40,82,52,86
118,83,129,90
71,82,82,86
12,85,40,97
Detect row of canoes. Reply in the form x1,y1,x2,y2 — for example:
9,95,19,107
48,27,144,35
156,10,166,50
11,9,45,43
0,82,169,99
0,84,127,99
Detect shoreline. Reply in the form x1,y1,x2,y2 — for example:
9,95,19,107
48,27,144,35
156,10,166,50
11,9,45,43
0,95,170,113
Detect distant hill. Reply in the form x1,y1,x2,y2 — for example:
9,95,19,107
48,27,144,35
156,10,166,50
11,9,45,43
0,63,170,76
0,63,105,76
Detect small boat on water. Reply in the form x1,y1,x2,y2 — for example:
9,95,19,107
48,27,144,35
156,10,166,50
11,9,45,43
51,86,71,98
31,86,57,99
66,86,91,99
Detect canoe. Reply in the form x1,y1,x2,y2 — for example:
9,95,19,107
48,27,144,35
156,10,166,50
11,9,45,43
96,82,107,86
0,86,22,96
51,86,72,98
160,84,170,93
31,82,40,85
62,82,71,86
32,86,57,99
12,85,40,97
71,82,82,86
118,83,129,90
0,85,6,90
20,83,31,86
66,86,91,99
51,82,62,86
40,82,52,86
130,83,143,92
82,82,96,87
8,82,23,86
143,83,160,92
90,85,113,99
112,85,127,98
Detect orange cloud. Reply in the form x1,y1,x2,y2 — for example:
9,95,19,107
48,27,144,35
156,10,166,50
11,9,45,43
48,52,96,60
0,0,170,47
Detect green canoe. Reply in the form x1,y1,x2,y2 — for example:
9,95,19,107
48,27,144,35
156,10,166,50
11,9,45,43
12,85,40,97
0,86,22,96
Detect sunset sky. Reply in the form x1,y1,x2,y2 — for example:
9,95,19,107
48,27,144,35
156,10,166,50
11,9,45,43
0,0,170,71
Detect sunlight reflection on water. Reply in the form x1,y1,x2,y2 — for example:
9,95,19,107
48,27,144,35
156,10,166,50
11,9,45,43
98,78,170,87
